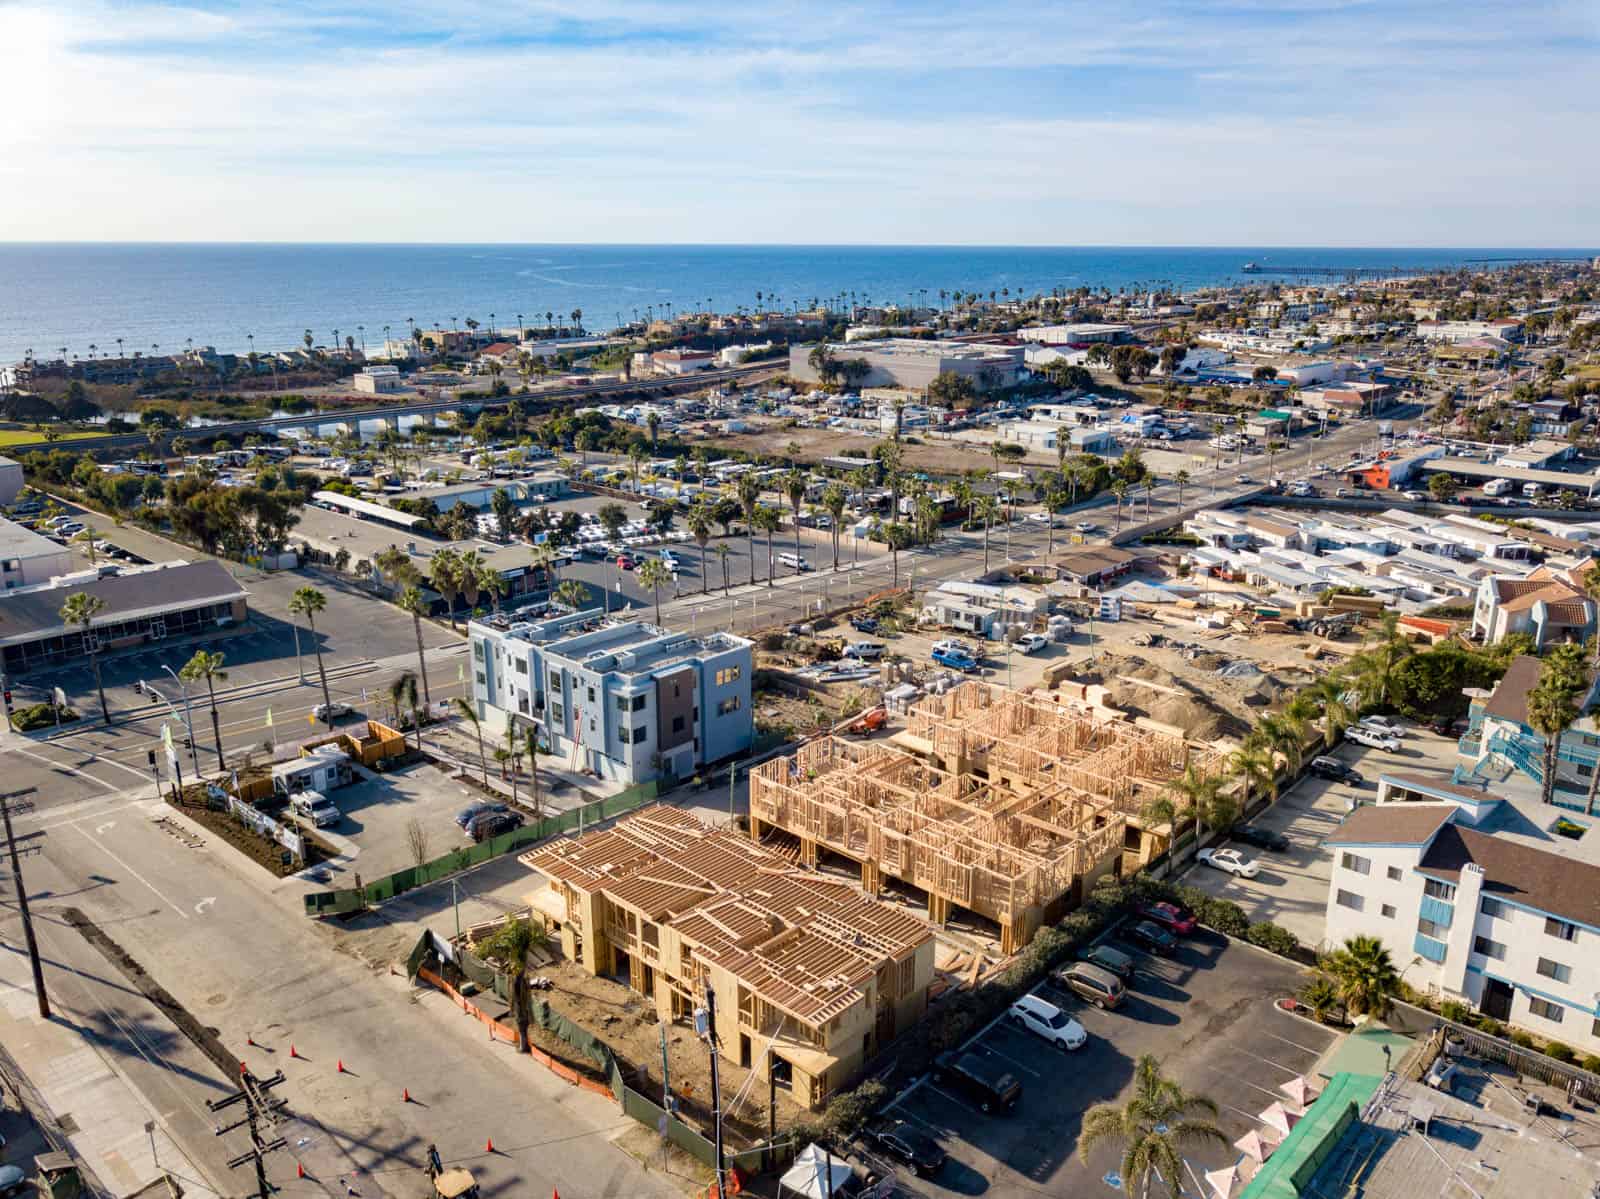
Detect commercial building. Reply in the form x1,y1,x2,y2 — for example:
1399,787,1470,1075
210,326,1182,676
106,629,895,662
1324,785,1600,1056
0,560,248,675
351,365,403,394
1,518,75,590
1416,318,1524,343
521,805,932,1110
398,474,568,514
469,611,753,785
1016,324,1133,347
650,349,716,375
788,339,1023,394
750,681,1220,953
0,457,23,506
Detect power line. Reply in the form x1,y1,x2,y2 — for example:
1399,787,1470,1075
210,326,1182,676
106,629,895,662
1,787,48,1018
209,1067,290,1199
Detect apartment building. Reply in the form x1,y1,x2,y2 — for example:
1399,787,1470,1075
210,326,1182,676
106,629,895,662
1471,568,1594,648
1325,792,1600,1054
469,611,753,784
522,805,933,1109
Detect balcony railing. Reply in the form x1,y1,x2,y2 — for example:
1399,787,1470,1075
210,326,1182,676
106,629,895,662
1414,931,1447,963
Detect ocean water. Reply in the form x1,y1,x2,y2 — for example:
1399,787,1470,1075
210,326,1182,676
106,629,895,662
0,243,1590,365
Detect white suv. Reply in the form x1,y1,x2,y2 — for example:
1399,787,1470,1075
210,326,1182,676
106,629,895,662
1359,715,1405,738
1007,994,1087,1051
1345,725,1400,752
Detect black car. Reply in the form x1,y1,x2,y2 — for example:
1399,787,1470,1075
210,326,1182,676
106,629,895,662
868,1121,946,1177
455,801,509,830
1121,920,1177,956
932,1051,1022,1114
849,615,880,634
469,811,524,842
1231,825,1290,853
1308,756,1362,785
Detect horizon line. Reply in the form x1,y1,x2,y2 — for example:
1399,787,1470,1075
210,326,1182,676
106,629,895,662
0,240,1593,253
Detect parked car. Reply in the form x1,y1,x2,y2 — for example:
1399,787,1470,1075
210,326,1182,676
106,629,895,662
313,702,355,721
1079,942,1136,981
1051,961,1126,1009
1197,847,1261,878
1015,633,1049,655
1007,993,1087,1050
1360,715,1405,737
931,1051,1022,1114
849,615,879,634
931,646,978,672
1345,725,1401,752
468,811,524,842
931,638,975,657
1231,825,1291,853
1402,490,1428,502
1138,901,1196,935
843,641,885,661
1026,511,1052,524
1073,520,1097,533
455,801,509,829
290,790,341,828
1308,756,1362,784
616,553,636,570
1122,920,1177,956
867,1122,947,1177
1234,474,1256,484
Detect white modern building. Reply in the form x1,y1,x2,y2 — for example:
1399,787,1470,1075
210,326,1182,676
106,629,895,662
1325,789,1600,1054
1416,318,1524,344
469,611,754,785
352,365,403,393
0,517,75,590
789,339,1023,393
0,456,23,506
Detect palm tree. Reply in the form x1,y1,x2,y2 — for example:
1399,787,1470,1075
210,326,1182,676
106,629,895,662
1251,717,1301,801
60,592,109,722
975,494,1001,572
478,916,548,1054
1227,741,1274,816
646,411,661,451
452,696,489,785
1168,760,1222,852
752,506,781,585
737,473,762,586
524,727,543,819
1323,935,1401,1019
288,586,334,725
390,670,421,749
71,525,100,563
395,585,434,707
1312,674,1356,744
715,542,732,594
636,558,670,625
1356,612,1415,710
1173,469,1191,507
429,547,465,629
783,469,808,565
822,483,847,570
1044,486,1067,557
687,503,713,595
1110,478,1130,531
554,578,591,611
1529,658,1584,808
1078,1055,1225,1199
179,649,229,769
475,562,505,613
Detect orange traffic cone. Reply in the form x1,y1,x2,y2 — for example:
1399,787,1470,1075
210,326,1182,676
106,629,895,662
403,1088,411,1103
290,1044,299,1059
337,1059,346,1074
297,1164,306,1179
485,1137,495,1154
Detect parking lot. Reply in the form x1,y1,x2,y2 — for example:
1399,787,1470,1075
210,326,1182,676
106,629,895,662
1184,725,1465,950
882,932,1334,1199
312,756,497,883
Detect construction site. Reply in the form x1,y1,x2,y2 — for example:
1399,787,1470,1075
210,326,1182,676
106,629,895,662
749,680,1226,954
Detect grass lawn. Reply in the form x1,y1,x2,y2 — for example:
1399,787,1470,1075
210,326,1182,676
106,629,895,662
0,428,103,447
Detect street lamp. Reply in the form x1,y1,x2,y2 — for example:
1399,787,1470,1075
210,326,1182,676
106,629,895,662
159,665,201,775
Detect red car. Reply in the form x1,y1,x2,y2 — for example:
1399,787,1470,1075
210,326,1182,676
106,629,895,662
1139,901,1196,936
616,553,635,570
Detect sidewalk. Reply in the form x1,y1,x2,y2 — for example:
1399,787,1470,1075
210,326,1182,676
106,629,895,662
0,912,228,1199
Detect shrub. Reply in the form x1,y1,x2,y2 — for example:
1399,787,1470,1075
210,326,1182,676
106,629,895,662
12,701,76,731
1510,1030,1535,1049
1245,922,1299,957
1475,1017,1504,1038
1197,897,1250,938
1546,1042,1575,1063
1440,1000,1472,1024
1582,1055,1600,1074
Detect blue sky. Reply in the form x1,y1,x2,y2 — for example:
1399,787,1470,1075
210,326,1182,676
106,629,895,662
2,0,1596,244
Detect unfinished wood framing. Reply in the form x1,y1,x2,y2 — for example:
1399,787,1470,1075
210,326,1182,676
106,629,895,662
750,681,1223,953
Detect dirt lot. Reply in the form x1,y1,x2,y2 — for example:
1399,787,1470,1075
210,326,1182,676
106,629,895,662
711,422,1018,475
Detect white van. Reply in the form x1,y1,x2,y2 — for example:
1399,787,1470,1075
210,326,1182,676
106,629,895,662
291,790,340,828
1483,479,1512,497
778,552,812,572
1522,482,1544,498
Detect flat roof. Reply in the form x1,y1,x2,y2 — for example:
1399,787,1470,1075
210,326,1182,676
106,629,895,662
313,491,425,528
0,516,69,560
1422,458,1600,489
0,560,247,645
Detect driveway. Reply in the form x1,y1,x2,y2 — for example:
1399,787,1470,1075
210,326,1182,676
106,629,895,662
879,932,1333,1199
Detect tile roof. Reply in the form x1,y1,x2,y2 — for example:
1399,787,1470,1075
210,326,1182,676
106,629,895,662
1325,803,1456,847
1419,823,1600,929
1540,600,1592,627
1498,582,1581,613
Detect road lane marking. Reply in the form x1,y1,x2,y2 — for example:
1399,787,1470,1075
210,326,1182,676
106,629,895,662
72,823,190,919
7,744,124,792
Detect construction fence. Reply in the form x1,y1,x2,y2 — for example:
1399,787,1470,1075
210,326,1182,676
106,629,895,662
408,931,770,1177
303,779,659,916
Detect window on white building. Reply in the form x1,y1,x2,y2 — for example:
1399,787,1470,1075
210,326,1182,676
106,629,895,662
1336,889,1365,912
1386,866,1403,882
1423,879,1456,901
1481,898,1509,920
1537,958,1572,984
1473,936,1506,960
1381,904,1396,919
1546,917,1580,943
1529,997,1565,1024
1417,917,1446,939
1341,853,1371,876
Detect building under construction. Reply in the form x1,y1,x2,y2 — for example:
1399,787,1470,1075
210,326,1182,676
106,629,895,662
749,681,1222,953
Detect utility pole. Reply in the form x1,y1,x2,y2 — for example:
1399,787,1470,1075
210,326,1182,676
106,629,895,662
209,1066,289,1199
699,984,727,1199
2,788,47,1018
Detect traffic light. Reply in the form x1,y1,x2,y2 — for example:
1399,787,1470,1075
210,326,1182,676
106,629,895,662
147,749,157,767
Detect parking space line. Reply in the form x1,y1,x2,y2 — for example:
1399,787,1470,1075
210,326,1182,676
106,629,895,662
1259,1027,1334,1056
1230,1044,1318,1079
1196,1063,1299,1105
973,1040,1043,1079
